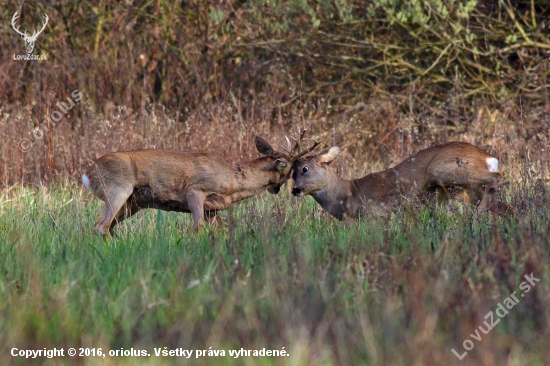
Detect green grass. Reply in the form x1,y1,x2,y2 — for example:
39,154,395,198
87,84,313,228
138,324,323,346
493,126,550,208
0,183,549,365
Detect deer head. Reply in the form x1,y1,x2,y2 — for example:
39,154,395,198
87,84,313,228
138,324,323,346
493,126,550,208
12,11,49,54
291,146,341,197
253,126,321,194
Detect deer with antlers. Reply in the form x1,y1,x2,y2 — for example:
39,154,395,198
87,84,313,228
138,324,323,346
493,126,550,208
12,11,49,54
291,142,512,220
83,132,320,237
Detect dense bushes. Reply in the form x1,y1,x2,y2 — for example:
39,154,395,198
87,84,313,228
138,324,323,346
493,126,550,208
3,1,549,111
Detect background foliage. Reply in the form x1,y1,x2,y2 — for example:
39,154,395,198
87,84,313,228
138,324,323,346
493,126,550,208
2,0,549,109
1,0,549,186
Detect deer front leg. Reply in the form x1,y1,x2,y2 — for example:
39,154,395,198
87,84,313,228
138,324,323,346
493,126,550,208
186,189,207,231
436,179,451,201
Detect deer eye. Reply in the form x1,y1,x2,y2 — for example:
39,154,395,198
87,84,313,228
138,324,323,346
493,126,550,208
302,166,309,173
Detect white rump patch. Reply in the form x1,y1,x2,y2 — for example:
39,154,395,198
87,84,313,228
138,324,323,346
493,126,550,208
82,173,92,191
486,157,498,172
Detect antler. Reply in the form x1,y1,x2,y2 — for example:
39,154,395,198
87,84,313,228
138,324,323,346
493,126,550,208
11,11,27,38
11,11,48,40
281,125,321,162
30,13,49,40
291,140,322,161
281,135,293,153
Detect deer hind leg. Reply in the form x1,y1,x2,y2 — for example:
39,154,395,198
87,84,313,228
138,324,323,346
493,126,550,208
463,171,514,216
109,199,141,236
204,210,223,226
94,184,135,237
476,181,500,214
475,181,514,216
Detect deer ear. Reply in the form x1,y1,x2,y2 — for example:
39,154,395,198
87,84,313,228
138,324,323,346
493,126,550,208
318,146,341,164
274,159,289,172
255,136,274,156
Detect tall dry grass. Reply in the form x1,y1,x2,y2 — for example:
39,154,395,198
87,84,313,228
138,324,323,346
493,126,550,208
2,92,549,190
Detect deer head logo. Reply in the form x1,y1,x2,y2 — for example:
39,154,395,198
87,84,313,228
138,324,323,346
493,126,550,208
12,11,49,54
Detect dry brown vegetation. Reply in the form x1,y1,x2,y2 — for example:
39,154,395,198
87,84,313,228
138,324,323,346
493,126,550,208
2,93,550,192
1,0,549,186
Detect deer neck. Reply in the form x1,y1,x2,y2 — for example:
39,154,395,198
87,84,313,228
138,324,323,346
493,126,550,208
312,173,351,220
228,158,276,203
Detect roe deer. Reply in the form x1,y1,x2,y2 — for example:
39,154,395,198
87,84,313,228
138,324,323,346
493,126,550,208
291,142,512,220
83,132,320,236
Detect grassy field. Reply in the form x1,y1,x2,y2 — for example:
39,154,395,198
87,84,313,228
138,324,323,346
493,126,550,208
2,1,549,364
0,175,549,365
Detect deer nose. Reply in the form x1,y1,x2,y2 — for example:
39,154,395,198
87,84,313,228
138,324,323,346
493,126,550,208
292,188,302,196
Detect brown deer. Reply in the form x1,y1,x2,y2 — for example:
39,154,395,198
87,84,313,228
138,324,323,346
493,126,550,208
291,142,512,220
83,132,320,236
